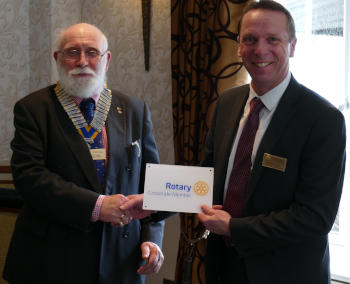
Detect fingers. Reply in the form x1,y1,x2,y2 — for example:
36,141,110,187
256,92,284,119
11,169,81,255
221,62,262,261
111,221,125,228
197,206,232,236
137,242,164,274
141,242,151,259
99,193,137,225
99,194,128,223
200,204,215,215
120,194,154,220
198,204,213,223
119,196,142,212
120,194,142,210
110,212,133,228
100,193,152,225
212,204,223,210
120,213,133,224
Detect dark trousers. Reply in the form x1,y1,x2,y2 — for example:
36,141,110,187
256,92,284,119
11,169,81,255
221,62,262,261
205,234,249,284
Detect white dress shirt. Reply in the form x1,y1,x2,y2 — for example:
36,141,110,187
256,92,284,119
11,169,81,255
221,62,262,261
223,72,292,200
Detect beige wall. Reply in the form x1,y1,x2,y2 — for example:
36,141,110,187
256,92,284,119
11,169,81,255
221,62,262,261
81,0,174,165
0,0,179,283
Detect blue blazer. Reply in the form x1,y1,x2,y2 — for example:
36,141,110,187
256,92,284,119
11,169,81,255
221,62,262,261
4,85,164,284
202,76,346,284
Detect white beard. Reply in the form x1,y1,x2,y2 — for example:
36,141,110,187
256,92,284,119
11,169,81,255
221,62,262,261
56,64,106,98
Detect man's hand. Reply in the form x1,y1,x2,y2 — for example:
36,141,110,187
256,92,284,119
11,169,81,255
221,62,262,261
120,194,154,220
197,204,231,236
99,194,131,226
137,242,164,274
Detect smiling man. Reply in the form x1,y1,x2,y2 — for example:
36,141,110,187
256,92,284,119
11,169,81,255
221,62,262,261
237,5,296,95
198,1,346,284
3,23,165,284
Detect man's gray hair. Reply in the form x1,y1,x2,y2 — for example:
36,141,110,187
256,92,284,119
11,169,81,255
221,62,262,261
53,23,109,51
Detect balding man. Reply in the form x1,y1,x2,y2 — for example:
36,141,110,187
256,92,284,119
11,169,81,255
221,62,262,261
3,23,164,284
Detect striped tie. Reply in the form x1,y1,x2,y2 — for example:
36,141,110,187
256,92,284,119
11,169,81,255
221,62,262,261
224,98,264,218
80,98,106,185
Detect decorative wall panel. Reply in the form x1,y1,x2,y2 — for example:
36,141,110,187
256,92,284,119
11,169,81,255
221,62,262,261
0,0,29,161
82,0,174,164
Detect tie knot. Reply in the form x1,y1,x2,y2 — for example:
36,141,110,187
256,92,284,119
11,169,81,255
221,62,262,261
80,98,95,124
250,98,264,114
80,98,95,111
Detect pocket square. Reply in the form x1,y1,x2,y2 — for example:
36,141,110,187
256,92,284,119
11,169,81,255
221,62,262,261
131,140,141,158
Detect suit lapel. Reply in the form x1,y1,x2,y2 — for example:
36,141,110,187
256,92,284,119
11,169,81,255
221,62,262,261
246,77,301,200
105,93,126,173
214,86,249,204
50,89,102,191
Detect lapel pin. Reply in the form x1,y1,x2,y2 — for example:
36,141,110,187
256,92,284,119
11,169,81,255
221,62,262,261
116,106,123,114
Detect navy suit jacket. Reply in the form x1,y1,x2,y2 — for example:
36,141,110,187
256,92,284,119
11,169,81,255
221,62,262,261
4,85,164,284
202,76,346,284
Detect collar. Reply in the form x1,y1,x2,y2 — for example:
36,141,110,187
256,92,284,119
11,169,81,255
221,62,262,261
248,72,291,112
72,92,101,106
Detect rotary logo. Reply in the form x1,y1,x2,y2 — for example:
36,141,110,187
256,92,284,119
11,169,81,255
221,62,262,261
193,181,209,196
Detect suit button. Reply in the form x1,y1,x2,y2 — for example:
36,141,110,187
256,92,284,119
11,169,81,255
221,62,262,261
122,231,129,238
126,167,132,173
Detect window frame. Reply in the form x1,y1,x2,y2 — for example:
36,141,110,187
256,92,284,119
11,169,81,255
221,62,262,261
274,0,350,282
328,0,350,282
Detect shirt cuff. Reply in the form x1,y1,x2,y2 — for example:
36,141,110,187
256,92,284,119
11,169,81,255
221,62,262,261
91,195,106,222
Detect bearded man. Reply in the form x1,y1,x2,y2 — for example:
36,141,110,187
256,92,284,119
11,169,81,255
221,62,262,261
3,23,165,284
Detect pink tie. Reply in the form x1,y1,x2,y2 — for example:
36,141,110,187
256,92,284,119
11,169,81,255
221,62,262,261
223,98,264,218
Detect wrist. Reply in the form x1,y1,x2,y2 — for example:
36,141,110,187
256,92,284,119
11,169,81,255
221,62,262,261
91,195,106,222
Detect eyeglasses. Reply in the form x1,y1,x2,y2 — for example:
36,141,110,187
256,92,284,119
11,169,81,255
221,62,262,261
58,48,108,61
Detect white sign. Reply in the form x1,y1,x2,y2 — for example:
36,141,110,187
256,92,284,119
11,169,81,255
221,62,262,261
143,163,213,213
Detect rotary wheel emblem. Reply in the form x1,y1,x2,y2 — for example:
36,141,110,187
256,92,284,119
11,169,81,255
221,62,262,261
193,181,209,196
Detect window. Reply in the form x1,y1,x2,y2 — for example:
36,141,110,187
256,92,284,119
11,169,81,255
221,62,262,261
275,0,350,282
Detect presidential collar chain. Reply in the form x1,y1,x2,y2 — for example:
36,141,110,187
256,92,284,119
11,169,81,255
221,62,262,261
54,82,112,144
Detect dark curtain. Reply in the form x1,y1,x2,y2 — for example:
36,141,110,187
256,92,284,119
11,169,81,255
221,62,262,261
171,0,252,283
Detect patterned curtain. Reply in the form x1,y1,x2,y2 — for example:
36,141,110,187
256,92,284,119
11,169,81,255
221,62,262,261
171,0,252,283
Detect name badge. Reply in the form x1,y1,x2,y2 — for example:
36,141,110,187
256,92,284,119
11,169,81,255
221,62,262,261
262,153,287,172
90,148,106,160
